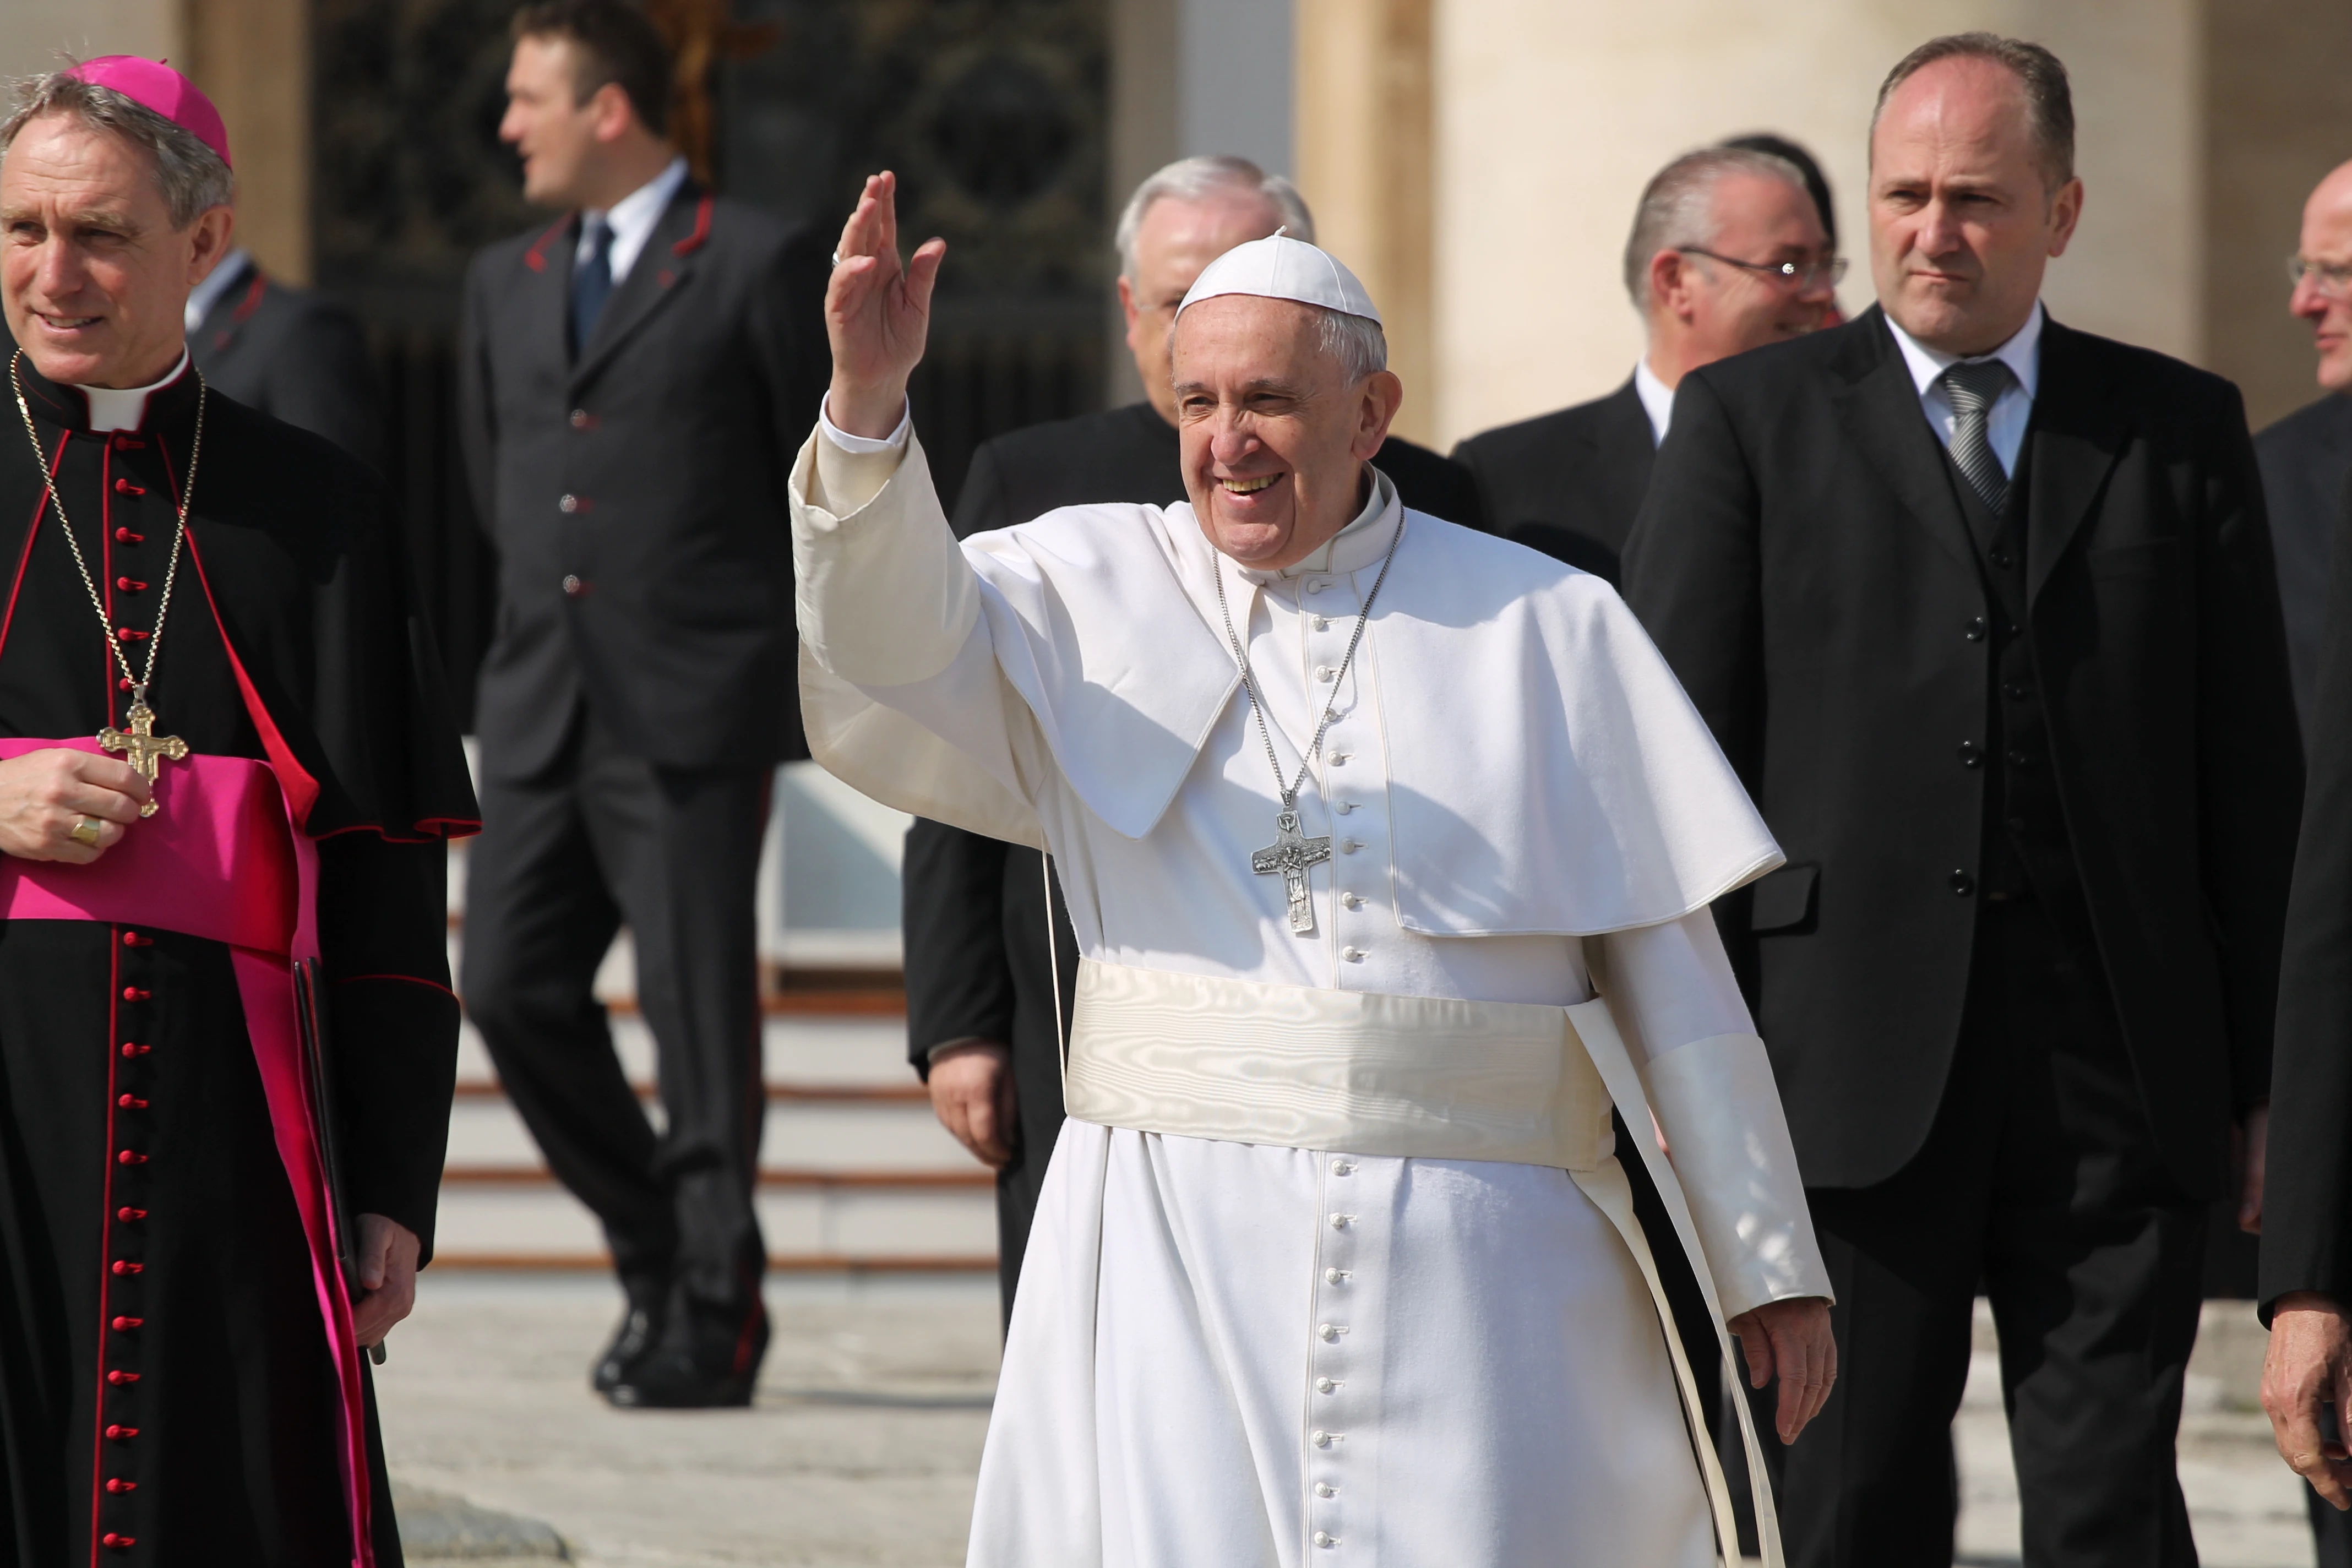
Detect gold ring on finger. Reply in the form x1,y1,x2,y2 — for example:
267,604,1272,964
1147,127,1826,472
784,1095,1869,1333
69,815,102,847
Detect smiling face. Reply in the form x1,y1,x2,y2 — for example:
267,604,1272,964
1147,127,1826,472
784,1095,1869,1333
2293,161,2352,393
0,113,231,389
1170,294,1403,571
1869,56,2080,356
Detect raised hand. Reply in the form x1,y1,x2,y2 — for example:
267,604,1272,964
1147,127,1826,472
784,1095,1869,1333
825,170,947,439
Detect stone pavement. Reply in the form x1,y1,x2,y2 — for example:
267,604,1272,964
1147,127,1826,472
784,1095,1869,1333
380,1272,2325,1567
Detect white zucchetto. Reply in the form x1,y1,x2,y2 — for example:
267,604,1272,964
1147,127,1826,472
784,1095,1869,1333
1175,231,1384,325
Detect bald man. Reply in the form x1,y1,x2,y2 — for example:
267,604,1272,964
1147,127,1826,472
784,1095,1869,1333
2258,159,2352,729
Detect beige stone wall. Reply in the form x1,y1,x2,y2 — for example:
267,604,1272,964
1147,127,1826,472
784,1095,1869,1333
1422,1,2210,450
0,1,182,80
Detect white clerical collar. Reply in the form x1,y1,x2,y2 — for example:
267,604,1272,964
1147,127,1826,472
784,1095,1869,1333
1632,357,1675,447
1237,465,1400,584
582,155,690,288
1885,300,2044,402
77,349,193,433
184,248,254,333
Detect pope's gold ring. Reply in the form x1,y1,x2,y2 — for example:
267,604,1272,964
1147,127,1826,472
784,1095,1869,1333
68,815,102,848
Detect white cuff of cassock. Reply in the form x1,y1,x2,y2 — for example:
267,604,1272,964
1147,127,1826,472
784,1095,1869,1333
820,394,912,453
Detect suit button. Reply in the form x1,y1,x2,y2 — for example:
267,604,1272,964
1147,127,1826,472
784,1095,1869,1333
2007,749,2030,767
1964,617,1988,642
1991,548,2015,569
562,575,585,597
1957,741,1983,768
558,494,579,514
2003,682,2029,700
569,409,590,428
2006,816,2028,833
1949,870,1975,896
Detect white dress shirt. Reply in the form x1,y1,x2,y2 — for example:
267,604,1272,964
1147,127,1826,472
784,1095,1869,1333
578,155,690,287
1633,356,1676,447
184,248,253,333
1886,301,2044,477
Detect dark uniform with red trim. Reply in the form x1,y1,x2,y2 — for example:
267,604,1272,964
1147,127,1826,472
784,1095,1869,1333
456,180,827,1400
0,353,476,1564
188,253,385,475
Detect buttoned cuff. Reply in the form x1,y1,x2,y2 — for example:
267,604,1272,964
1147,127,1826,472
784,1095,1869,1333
820,394,912,453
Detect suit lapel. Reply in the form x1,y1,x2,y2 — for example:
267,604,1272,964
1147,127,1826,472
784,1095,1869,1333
1829,308,1977,576
2023,318,2129,606
517,215,577,384
570,187,706,393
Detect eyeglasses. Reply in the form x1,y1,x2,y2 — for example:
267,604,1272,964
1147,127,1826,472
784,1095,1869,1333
2288,255,2352,300
1680,248,1849,291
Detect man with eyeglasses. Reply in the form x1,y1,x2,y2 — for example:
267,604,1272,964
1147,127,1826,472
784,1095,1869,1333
1627,33,2300,1567
1454,144,1839,585
2257,162,2352,731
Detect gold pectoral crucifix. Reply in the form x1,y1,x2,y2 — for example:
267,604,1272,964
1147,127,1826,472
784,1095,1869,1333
1250,796,1332,935
99,693,189,818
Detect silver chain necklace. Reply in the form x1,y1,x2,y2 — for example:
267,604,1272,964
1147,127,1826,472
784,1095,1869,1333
10,351,206,816
1212,507,1404,934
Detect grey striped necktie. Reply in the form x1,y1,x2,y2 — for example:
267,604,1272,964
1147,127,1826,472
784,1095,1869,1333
1940,358,2016,514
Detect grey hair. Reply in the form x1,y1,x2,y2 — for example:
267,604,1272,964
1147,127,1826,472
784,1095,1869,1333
1319,309,1387,385
1872,33,2075,189
1621,146,1807,307
0,66,235,228
1115,155,1313,280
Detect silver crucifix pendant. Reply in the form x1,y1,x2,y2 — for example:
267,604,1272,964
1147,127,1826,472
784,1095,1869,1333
1250,802,1332,935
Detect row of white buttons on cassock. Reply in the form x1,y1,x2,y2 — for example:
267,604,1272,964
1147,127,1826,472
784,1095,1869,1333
1288,575,1387,984
1307,1157,1360,1550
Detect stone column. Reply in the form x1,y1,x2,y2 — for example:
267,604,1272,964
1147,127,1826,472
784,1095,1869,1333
187,0,313,283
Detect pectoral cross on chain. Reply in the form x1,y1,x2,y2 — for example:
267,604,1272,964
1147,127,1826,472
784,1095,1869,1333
99,695,189,818
1251,795,1332,935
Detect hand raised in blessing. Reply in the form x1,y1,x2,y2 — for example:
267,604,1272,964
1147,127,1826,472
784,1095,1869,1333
825,170,947,439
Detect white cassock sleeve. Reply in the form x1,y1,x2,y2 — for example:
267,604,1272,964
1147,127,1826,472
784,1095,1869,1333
792,414,1055,848
1597,911,1831,1320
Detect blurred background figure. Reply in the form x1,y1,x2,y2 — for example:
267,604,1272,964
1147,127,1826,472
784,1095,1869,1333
1453,143,1837,583
186,243,386,472
456,0,827,1411
2260,157,2352,729
1722,132,1843,326
904,153,1482,1327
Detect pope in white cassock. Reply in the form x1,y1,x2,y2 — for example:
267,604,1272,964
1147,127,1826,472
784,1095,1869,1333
797,173,1838,1568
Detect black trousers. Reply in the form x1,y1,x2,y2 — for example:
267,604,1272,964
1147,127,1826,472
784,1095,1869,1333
463,713,770,1329
1770,898,2205,1568
990,848,1078,1324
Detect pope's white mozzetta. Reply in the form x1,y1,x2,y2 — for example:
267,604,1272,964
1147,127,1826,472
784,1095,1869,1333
797,206,1831,1568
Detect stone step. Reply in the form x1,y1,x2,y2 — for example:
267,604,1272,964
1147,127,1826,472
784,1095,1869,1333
443,1089,974,1173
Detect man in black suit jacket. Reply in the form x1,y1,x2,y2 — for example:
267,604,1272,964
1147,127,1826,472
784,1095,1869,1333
456,0,826,1408
906,156,1481,1322
2258,160,2352,729
1456,143,1837,584
187,247,385,472
1626,37,2301,1567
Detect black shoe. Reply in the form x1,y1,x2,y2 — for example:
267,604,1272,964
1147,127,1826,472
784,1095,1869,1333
605,1293,768,1410
590,1277,668,1394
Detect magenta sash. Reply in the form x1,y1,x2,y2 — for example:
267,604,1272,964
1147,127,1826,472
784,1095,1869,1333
0,738,374,1568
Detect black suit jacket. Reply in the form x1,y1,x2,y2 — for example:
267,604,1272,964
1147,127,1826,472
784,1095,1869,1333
459,184,829,777
1452,377,1654,583
2261,478,2352,1312
2256,393,2352,727
1626,306,2302,1199
189,255,385,473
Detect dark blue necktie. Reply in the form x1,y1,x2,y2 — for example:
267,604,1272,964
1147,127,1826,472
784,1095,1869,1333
570,216,614,359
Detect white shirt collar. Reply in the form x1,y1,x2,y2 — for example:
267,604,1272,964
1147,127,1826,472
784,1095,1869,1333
184,248,254,334
1632,358,1676,447
1885,300,2044,402
77,349,193,433
581,155,690,288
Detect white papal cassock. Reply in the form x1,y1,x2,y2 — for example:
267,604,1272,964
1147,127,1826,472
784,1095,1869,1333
790,411,1832,1568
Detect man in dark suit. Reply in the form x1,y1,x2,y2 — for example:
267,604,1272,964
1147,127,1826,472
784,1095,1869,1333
1626,35,2301,1567
1454,143,1838,584
907,156,1481,1322
2259,160,2352,728
456,0,826,1408
186,246,385,471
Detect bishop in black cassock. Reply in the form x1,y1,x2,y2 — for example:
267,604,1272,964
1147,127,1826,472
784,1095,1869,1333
0,57,474,1566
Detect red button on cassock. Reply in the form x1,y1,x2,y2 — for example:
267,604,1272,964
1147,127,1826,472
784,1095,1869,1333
122,932,153,948
119,1043,149,1058
101,1532,135,1549
117,1094,148,1110
111,1260,144,1276
105,1478,137,1494
107,1370,140,1385
110,1316,142,1331
115,1150,147,1166
115,628,149,643
122,987,150,1002
113,478,145,496
115,578,146,592
115,528,143,544
104,1425,137,1440
116,1207,147,1222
